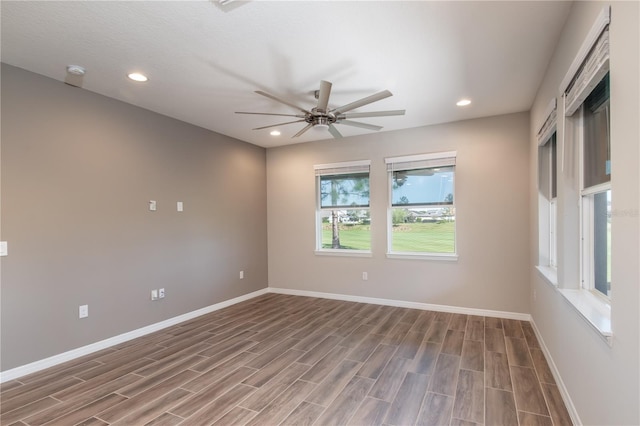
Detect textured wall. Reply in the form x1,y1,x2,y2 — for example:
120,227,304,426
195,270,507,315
0,64,268,370
267,112,531,314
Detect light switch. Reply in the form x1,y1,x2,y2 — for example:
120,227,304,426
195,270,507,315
0,241,7,257
149,200,157,211
177,201,183,212
79,305,89,319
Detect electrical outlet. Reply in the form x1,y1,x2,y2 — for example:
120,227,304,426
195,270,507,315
159,288,165,299
362,272,368,281
149,200,157,211
239,270,244,279
79,305,89,319
151,289,158,301
533,289,537,301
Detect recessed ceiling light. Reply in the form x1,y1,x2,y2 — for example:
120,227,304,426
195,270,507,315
270,130,281,136
456,99,471,106
128,73,148,82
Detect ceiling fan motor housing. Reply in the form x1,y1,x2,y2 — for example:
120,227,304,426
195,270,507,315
308,108,336,129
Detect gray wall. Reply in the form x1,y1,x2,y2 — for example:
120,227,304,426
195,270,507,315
0,64,268,370
529,2,639,425
267,112,531,314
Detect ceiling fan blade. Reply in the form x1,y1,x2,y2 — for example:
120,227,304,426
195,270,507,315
292,123,314,138
255,90,311,114
331,90,393,114
328,124,343,139
340,109,406,119
236,112,305,118
316,80,332,111
337,120,383,131
252,119,305,131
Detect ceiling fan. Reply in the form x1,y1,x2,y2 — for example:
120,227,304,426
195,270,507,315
236,80,405,138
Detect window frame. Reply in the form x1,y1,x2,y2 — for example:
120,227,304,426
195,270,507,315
314,160,372,257
385,151,458,261
536,98,558,280
578,79,611,300
555,5,612,343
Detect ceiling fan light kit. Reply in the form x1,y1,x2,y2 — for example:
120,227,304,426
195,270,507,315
236,80,405,139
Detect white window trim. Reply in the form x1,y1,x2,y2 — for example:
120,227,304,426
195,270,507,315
537,98,557,147
579,184,611,293
537,98,558,275
314,249,372,258
536,265,558,287
555,7,612,343
384,151,457,166
385,151,457,259
549,199,557,269
558,288,612,344
559,6,610,95
314,159,371,174
315,160,372,256
387,252,458,261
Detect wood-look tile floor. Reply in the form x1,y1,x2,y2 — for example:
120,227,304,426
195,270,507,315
0,293,573,425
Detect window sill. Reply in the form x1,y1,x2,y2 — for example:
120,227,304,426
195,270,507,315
558,288,612,344
314,250,372,258
536,265,558,287
386,252,458,262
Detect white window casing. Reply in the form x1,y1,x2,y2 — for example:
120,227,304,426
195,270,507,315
315,160,372,255
560,5,610,116
386,151,457,259
314,160,370,176
553,5,613,341
537,98,557,147
385,151,456,172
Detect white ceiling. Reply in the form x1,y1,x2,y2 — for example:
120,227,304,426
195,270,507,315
1,1,571,148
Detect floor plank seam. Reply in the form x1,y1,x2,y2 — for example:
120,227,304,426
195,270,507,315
0,294,572,426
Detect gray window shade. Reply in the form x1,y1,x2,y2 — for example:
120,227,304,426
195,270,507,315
538,132,557,200
387,152,456,207
386,153,456,173
316,161,370,209
565,28,609,116
539,144,551,200
315,163,369,176
583,74,611,189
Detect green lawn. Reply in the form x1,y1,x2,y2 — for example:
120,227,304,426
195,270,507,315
322,221,455,252
322,225,371,250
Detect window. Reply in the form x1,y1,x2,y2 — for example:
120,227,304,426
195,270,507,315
580,73,611,298
315,160,371,254
562,20,611,299
537,99,558,273
550,133,558,267
385,152,456,258
556,6,611,340
547,133,558,268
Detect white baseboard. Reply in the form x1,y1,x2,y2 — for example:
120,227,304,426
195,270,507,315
0,286,533,383
0,288,269,383
530,320,582,426
267,287,532,321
